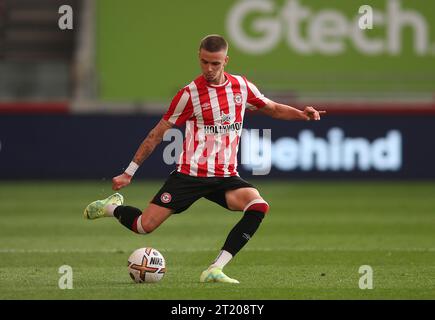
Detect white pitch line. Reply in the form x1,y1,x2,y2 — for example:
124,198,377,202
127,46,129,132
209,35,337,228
0,247,434,254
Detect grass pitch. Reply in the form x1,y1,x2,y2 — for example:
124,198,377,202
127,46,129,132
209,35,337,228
0,180,434,299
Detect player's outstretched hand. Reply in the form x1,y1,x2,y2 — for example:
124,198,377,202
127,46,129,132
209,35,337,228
303,106,326,121
112,173,132,191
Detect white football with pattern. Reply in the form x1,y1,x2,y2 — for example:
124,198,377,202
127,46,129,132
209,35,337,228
127,247,166,283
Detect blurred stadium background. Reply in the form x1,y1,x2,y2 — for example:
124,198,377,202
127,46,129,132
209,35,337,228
1,0,435,179
0,0,434,299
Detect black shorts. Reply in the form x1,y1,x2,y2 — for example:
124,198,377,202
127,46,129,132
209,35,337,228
151,171,256,214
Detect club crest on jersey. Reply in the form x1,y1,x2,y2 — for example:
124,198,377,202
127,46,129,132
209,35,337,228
234,93,242,105
160,192,172,204
220,111,233,125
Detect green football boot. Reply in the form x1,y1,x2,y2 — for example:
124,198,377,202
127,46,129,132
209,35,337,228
83,193,124,220
200,267,240,284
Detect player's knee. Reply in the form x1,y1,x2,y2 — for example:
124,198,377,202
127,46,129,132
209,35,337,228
262,201,270,214
139,217,160,234
244,199,270,216
141,222,157,234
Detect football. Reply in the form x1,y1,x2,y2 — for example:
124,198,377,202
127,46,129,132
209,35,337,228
127,247,166,283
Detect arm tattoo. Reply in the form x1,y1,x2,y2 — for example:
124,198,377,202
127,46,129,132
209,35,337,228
132,127,162,166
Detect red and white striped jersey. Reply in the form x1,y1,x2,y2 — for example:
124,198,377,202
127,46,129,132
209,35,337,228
163,72,269,177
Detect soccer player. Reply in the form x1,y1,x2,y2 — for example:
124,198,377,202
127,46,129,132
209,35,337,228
84,35,325,283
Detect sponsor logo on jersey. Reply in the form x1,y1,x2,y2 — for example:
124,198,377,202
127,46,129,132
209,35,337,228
220,111,233,125
204,122,242,134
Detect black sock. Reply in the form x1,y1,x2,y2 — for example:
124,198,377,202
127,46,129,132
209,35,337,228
221,210,265,256
114,205,142,232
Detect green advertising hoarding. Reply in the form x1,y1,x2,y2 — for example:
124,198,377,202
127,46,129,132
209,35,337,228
97,0,435,102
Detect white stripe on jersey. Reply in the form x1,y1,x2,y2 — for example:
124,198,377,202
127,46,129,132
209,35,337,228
247,80,269,110
232,76,251,171
223,81,236,176
168,90,190,124
177,120,194,172
188,81,203,177
206,87,221,177
233,75,248,120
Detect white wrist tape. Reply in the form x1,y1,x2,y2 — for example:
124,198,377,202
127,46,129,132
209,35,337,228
125,161,139,176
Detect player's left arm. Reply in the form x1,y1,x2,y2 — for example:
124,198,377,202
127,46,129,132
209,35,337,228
259,99,326,121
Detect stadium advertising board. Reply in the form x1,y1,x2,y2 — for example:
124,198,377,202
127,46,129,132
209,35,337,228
0,115,433,179
97,0,435,101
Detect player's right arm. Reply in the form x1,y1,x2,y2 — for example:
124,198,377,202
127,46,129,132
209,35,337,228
112,119,173,191
112,87,192,191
